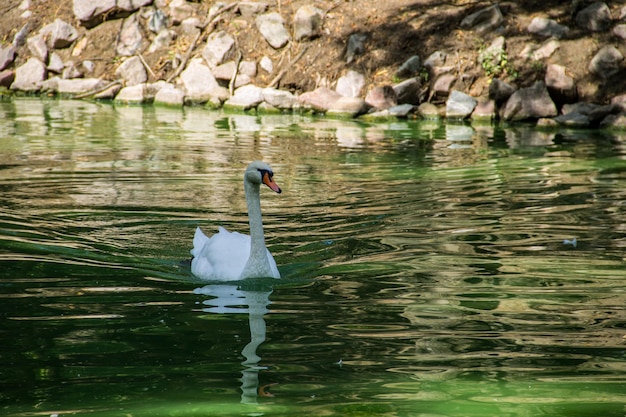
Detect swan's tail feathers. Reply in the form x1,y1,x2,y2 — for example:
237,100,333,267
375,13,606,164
191,227,209,257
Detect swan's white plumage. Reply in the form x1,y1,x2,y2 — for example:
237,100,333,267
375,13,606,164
190,161,281,281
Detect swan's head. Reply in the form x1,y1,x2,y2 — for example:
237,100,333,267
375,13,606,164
245,161,282,193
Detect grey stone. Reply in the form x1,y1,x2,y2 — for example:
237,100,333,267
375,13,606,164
202,31,236,68
446,90,478,119
116,14,143,56
0,45,16,71
433,74,456,97
148,29,176,53
62,61,82,79
471,99,496,120
423,50,447,72
613,24,626,40
262,87,297,109
39,19,79,49
148,9,168,33
500,81,557,121
212,61,237,81
575,2,612,32
47,52,65,73
256,12,290,49
115,56,147,86
55,77,106,94
180,58,222,104
94,83,122,99
527,17,569,38
298,87,342,112
169,0,194,25
73,0,152,27
489,78,516,103
554,112,591,127
154,84,185,106
239,61,257,77
393,77,421,105
115,84,152,104
365,85,397,110
11,57,46,91
259,56,273,73
0,69,15,87
224,84,265,110
346,33,366,64
328,96,370,118
27,35,48,62
589,45,623,79
460,4,504,34
237,1,269,18
417,102,441,119
336,70,365,98
294,5,324,41
545,64,577,105
396,55,421,79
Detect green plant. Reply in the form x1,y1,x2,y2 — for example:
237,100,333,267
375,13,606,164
479,47,518,80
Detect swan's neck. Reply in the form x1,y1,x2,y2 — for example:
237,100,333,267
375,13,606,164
242,179,270,277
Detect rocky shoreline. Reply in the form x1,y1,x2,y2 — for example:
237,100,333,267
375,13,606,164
2,1,626,129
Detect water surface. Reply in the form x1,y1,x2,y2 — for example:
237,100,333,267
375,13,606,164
0,99,625,416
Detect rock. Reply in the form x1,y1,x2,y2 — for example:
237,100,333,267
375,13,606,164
0,45,16,71
336,70,365,98
432,74,456,97
446,90,478,119
613,24,626,40
417,102,441,119
0,69,15,87
169,0,194,25
460,4,504,34
54,77,105,94
471,99,496,121
212,61,237,81
62,61,82,79
115,56,147,86
259,56,273,73
13,23,31,48
224,84,265,110
262,87,297,109
600,113,626,129
11,57,46,91
73,0,152,27
39,19,79,49
396,55,421,79
554,112,591,127
148,29,176,53
545,64,577,105
47,52,64,73
116,14,143,56
328,96,370,118
82,60,94,74
611,94,626,112
93,82,121,99
181,17,202,36
237,1,269,18
202,31,235,68
393,77,421,105
575,2,612,32
489,78,516,103
500,81,557,121
520,38,560,60
239,61,256,77
589,45,623,79
154,84,185,106
179,58,222,104
294,5,324,41
27,35,48,62
423,50,447,72
298,87,342,112
148,9,168,33
562,102,616,124
115,84,152,104
256,12,290,49
346,33,367,64
365,86,397,110
527,17,569,38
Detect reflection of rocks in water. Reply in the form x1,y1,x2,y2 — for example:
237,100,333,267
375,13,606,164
193,284,272,404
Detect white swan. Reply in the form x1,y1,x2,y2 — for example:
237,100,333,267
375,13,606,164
190,161,282,281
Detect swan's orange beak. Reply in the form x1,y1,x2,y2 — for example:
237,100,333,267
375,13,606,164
262,171,282,193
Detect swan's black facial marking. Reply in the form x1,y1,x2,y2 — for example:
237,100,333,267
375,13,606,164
258,169,282,193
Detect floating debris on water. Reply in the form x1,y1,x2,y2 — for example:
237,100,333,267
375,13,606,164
563,238,577,248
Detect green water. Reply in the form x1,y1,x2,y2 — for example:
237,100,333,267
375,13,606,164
0,99,625,416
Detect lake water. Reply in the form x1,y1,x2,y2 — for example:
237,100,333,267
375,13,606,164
0,98,625,417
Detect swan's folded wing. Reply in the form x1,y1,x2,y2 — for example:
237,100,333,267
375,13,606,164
191,226,251,281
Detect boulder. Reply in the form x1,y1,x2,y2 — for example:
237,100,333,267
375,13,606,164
336,70,365,98
432,74,456,97
396,55,421,79
10,57,46,91
527,17,569,38
262,87,297,109
169,0,194,25
116,14,143,56
256,12,290,49
575,2,612,32
115,56,147,86
545,64,577,106
393,77,421,105
294,5,324,41
417,102,441,119
0,70,15,87
259,56,273,73
39,19,79,49
328,97,370,118
224,84,265,110
589,45,623,79
345,33,367,64
500,81,557,121
0,45,16,71
446,90,478,119
613,24,626,40
460,4,504,34
520,39,560,61
365,86,397,110
47,52,64,73
237,1,269,18
202,31,236,68
154,84,185,106
27,35,48,62
179,58,222,104
53,77,106,94
148,29,176,53
298,87,342,112
73,0,152,27
489,78,516,104
471,99,496,121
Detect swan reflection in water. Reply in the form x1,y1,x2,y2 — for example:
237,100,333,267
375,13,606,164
193,283,275,404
